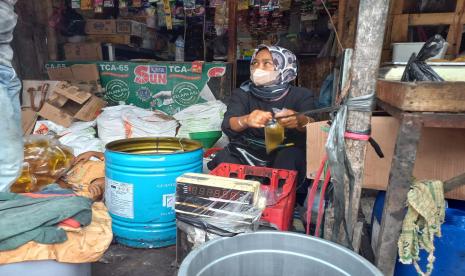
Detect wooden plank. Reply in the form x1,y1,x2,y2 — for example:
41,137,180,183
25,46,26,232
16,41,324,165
391,14,409,42
340,0,390,247
352,222,364,253
421,113,465,128
11,0,49,79
341,0,360,49
337,0,347,54
409,12,455,25
377,80,465,112
447,0,465,55
44,0,58,60
392,0,404,14
375,114,423,276
383,0,396,50
444,172,465,193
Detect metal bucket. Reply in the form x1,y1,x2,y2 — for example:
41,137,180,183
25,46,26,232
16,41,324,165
105,137,203,248
179,231,382,276
0,261,90,276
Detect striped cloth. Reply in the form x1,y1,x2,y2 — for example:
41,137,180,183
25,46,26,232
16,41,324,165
398,179,445,276
0,0,18,67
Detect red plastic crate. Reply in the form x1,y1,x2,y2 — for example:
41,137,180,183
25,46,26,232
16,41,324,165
209,163,297,231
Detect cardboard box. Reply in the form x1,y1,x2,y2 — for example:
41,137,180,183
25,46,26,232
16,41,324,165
21,107,38,135
307,116,465,200
116,20,144,37
85,19,144,37
64,42,103,61
85,19,116,35
38,83,106,128
21,80,60,108
47,64,102,94
86,34,142,46
41,64,106,127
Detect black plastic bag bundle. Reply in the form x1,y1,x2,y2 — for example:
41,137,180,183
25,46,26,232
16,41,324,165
401,34,445,82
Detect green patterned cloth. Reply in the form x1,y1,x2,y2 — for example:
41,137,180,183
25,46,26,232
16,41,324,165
398,180,445,276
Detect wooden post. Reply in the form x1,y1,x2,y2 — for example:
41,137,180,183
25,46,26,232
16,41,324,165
375,114,423,275
336,0,347,54
227,0,238,88
340,0,360,49
343,0,390,249
44,0,58,61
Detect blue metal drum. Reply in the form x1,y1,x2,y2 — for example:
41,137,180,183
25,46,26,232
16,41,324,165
105,137,203,248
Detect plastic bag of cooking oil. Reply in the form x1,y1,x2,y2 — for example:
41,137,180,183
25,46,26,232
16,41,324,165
10,135,74,193
264,119,284,154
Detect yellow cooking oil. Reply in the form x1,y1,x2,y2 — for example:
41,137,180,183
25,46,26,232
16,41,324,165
265,120,284,154
10,138,74,193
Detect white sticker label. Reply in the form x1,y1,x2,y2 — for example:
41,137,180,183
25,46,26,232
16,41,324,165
105,178,134,219
163,193,175,209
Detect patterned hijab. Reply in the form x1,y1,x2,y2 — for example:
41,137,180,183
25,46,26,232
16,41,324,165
240,45,298,101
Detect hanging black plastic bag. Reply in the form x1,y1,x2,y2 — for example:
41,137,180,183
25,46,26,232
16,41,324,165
401,34,445,82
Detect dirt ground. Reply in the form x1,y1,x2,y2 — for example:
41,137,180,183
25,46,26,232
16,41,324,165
92,244,177,276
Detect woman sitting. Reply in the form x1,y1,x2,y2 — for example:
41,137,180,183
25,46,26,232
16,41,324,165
208,45,316,189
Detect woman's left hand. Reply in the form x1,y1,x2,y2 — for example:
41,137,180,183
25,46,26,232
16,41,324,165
275,109,298,129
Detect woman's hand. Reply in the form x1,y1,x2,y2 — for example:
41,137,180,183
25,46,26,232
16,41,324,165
275,109,298,129
245,110,273,128
73,151,104,165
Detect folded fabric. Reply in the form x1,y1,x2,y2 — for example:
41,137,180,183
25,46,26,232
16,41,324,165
398,179,445,276
0,202,112,264
0,192,92,250
63,160,105,201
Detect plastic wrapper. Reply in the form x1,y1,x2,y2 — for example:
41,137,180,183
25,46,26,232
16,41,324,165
10,136,74,193
175,173,267,237
401,35,445,82
325,92,374,243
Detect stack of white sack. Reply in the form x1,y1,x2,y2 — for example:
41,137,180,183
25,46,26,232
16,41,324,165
97,105,179,145
173,100,226,138
33,120,104,156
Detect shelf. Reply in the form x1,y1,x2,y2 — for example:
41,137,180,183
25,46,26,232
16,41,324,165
102,43,168,61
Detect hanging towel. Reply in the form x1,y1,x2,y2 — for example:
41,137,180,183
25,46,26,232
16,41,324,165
398,180,445,276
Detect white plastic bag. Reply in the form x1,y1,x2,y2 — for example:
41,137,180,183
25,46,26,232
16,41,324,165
174,100,226,138
97,105,135,145
33,120,103,156
122,108,178,138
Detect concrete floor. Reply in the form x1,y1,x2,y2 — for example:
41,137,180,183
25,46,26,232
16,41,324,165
91,191,379,276
92,244,177,276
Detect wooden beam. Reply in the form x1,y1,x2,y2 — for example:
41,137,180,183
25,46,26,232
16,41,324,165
337,0,347,54
44,0,58,61
375,114,423,276
409,12,456,26
341,0,360,49
227,0,238,88
342,0,390,247
391,14,409,43
444,172,465,193
392,0,404,15
447,0,465,55
11,0,49,79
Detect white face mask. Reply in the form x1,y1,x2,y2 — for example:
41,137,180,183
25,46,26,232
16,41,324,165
251,69,279,86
